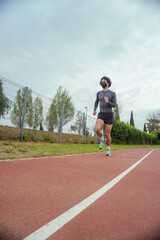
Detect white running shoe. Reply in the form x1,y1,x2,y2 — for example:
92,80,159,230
99,138,105,149
106,149,111,156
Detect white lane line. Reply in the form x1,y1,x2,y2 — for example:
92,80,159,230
23,150,154,240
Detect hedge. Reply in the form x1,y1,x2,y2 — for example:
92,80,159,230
111,121,157,144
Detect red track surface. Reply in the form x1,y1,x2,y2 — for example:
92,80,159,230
0,148,160,240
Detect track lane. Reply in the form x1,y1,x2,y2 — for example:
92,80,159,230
49,149,160,240
0,148,159,240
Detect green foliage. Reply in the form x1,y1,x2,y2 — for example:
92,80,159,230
22,132,31,141
33,97,43,130
73,139,80,144
10,87,33,128
46,86,75,132
112,121,155,144
112,121,128,144
143,123,147,132
152,131,160,144
42,135,57,143
4,149,14,153
113,104,120,121
0,80,12,118
130,111,135,126
40,122,44,131
2,141,13,146
45,101,58,132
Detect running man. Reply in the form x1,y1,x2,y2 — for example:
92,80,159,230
93,76,117,156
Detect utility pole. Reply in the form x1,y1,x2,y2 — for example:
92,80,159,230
85,107,87,136
81,113,85,143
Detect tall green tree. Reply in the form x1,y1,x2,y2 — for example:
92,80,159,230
114,104,120,122
143,123,147,132
130,110,135,127
33,97,43,130
45,101,57,132
46,86,75,132
10,87,33,128
0,80,11,118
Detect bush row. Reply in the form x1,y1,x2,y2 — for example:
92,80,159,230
111,121,157,144
0,124,158,145
152,131,160,145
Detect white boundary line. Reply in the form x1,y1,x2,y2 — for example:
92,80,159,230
23,150,154,240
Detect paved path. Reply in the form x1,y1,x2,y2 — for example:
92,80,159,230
0,148,160,240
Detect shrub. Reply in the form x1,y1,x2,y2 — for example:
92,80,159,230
112,121,154,144
22,132,31,141
73,139,80,144
2,141,12,146
151,131,160,145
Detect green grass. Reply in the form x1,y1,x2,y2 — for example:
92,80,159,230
0,141,159,160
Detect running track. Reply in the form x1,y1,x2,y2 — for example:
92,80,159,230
0,148,160,240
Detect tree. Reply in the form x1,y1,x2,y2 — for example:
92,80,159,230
32,97,43,130
74,111,83,135
40,122,44,131
146,111,160,133
46,86,75,132
130,111,135,127
143,123,147,132
10,87,33,128
45,102,57,132
0,80,11,118
114,104,120,122
70,125,77,133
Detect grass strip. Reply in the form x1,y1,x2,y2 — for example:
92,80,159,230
0,141,159,160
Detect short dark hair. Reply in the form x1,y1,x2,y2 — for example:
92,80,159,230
100,76,112,87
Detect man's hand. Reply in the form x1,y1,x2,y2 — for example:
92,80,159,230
93,111,97,116
104,96,108,103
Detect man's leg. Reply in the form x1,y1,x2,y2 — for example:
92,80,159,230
105,124,112,146
95,119,105,149
105,124,112,156
95,119,104,138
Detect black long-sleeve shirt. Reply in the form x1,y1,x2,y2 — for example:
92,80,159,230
94,90,117,113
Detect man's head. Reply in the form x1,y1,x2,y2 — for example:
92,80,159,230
100,76,112,88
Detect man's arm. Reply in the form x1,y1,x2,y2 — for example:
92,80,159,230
93,92,99,115
108,92,117,108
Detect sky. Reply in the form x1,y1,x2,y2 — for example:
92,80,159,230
0,0,160,130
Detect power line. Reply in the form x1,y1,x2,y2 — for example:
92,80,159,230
3,86,18,93
0,75,24,88
32,90,53,101
1,75,53,102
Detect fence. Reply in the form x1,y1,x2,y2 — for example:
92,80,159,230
0,75,97,143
